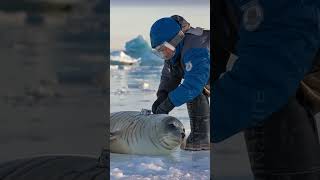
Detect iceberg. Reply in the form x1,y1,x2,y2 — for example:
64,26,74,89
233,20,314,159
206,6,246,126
124,35,151,59
110,35,164,66
139,50,164,66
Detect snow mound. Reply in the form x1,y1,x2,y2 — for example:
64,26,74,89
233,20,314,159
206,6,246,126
110,51,140,65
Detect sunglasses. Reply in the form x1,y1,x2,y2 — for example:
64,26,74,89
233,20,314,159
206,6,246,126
152,31,185,60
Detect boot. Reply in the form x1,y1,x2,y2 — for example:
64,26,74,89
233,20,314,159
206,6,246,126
183,93,210,151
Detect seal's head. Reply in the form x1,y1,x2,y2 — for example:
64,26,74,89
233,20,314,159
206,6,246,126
156,116,185,151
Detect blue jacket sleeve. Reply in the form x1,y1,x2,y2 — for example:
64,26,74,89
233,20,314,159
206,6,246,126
211,0,320,142
168,48,210,106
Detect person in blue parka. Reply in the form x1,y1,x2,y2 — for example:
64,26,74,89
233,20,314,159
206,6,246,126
212,0,320,179
149,15,210,151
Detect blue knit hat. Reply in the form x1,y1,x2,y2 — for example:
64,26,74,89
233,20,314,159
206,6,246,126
150,17,181,48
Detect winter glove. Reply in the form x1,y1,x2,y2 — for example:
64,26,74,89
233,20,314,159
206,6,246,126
155,97,175,114
152,94,167,114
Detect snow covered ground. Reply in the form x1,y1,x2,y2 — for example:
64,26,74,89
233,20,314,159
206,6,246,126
111,151,210,179
110,65,210,179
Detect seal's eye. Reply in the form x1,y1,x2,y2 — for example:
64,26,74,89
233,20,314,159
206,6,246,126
168,123,176,129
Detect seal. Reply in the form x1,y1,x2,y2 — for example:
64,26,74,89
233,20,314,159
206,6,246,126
110,111,185,155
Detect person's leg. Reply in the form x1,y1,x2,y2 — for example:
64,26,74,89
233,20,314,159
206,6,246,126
184,93,210,151
244,97,320,180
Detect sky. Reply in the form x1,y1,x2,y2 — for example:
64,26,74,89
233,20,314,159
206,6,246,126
110,1,210,50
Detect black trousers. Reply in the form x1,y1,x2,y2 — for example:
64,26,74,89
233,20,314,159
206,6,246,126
187,93,210,134
244,98,320,179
